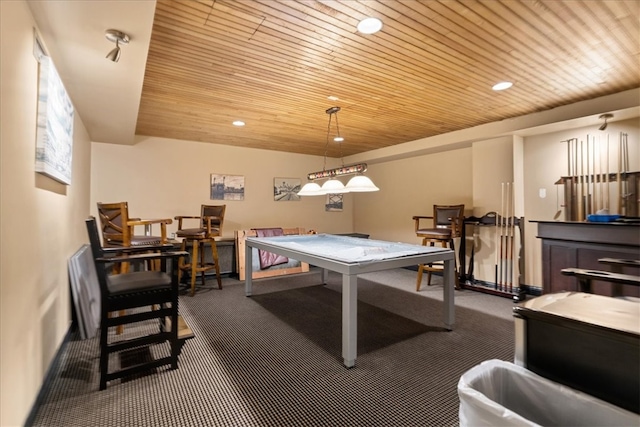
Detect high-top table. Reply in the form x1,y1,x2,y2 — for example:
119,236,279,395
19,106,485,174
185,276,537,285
244,233,455,368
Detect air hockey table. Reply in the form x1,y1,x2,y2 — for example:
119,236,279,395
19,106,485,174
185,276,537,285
244,233,455,368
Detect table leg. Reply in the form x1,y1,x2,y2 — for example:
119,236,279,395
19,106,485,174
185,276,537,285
342,273,357,368
321,268,329,284
245,244,253,296
443,258,455,330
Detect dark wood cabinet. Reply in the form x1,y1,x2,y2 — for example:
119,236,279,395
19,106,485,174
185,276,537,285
534,221,640,297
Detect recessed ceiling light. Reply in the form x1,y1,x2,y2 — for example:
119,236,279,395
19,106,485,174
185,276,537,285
492,81,513,91
232,120,245,126
357,17,383,34
333,136,344,142
328,95,339,101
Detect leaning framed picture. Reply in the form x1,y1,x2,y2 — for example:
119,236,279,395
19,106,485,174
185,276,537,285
35,55,74,185
211,174,245,200
274,177,301,201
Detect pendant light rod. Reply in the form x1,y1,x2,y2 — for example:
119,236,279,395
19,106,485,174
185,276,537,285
307,163,368,181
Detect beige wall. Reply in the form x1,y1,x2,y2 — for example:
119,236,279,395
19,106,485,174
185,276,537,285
0,2,92,425
352,148,473,243
469,137,516,285
90,137,355,238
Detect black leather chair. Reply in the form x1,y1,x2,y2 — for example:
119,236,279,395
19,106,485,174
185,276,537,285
86,217,187,390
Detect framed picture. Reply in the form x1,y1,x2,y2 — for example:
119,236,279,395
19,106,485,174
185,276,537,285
325,194,343,212
211,174,245,200
274,177,301,201
35,55,74,185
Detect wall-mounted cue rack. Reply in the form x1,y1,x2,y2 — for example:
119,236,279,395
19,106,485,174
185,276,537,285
556,172,639,221
459,212,526,302
558,133,638,221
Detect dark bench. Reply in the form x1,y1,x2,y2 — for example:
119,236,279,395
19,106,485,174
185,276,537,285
561,267,640,294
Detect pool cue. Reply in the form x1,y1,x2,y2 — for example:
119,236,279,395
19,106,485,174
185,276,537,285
497,183,505,290
618,134,623,214
574,138,579,219
623,133,630,214
509,185,515,294
586,135,591,215
606,135,610,210
494,207,499,289
505,182,512,294
578,139,584,220
566,139,574,219
467,224,476,284
592,136,597,212
597,136,602,211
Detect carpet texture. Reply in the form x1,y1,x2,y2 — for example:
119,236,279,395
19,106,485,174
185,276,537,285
30,270,514,427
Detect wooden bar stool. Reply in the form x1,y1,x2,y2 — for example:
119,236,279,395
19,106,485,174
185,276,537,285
174,205,225,296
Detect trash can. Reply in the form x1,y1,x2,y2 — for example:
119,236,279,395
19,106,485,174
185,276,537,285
458,359,639,427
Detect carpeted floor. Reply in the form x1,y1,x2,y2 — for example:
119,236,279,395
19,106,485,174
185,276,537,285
30,269,515,427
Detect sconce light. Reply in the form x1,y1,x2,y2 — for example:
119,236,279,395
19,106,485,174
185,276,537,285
598,113,613,131
105,29,130,62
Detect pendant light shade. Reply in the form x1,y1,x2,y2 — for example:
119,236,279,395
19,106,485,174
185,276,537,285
321,178,348,194
345,175,380,192
297,182,323,196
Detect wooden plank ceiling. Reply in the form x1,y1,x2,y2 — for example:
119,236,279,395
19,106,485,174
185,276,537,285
136,0,640,158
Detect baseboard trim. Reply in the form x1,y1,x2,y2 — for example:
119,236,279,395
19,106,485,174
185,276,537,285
401,266,543,297
24,324,74,427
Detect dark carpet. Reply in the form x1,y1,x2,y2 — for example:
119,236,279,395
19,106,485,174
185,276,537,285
31,271,514,427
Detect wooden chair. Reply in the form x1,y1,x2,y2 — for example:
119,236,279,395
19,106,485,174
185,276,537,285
97,201,173,272
413,204,464,291
85,217,187,390
174,205,226,296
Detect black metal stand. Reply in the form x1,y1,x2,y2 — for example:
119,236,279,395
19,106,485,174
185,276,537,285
459,212,526,301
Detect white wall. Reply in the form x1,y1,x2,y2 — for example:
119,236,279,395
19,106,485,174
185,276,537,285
0,2,92,425
90,137,355,238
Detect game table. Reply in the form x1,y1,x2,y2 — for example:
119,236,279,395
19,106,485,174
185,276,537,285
244,233,455,367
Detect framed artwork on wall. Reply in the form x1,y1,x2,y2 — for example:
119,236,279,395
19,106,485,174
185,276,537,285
35,55,75,185
325,194,343,212
274,177,301,201
211,174,245,200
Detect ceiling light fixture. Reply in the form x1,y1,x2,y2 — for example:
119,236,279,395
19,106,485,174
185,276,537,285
105,29,130,62
357,17,383,34
232,120,245,126
598,113,613,131
492,81,513,91
297,107,379,196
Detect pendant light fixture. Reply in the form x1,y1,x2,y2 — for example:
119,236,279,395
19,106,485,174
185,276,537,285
297,107,380,196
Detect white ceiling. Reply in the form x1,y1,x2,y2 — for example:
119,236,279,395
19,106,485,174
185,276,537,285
27,0,156,145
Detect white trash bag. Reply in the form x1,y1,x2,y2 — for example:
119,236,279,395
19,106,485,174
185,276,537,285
458,359,639,427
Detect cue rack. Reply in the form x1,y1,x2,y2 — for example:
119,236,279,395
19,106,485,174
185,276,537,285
558,133,638,221
459,210,526,302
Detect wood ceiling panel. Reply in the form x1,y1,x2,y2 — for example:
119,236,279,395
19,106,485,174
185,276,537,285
136,0,640,157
